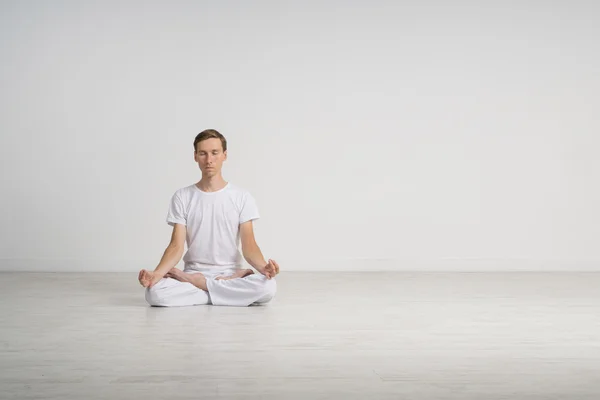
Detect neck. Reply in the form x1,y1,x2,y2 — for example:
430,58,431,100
197,175,227,192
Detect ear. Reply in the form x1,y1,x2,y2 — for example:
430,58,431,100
193,150,198,162
223,150,228,160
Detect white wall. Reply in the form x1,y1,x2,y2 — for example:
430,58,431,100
1,1,598,272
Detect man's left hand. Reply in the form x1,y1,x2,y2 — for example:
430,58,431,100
259,259,280,279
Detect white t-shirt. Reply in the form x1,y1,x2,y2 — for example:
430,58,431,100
166,183,260,270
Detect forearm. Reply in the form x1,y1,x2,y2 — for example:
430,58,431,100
243,245,267,271
153,245,184,277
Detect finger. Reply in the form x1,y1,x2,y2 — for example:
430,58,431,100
272,260,280,274
267,260,277,275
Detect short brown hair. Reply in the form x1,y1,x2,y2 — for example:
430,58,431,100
193,129,227,152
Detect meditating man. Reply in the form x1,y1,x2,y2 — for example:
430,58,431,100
138,129,280,307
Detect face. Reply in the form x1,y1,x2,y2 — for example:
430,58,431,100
194,138,227,177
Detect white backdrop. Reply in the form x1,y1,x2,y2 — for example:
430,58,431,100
1,1,598,272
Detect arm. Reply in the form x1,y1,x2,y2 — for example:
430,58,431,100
139,223,186,288
154,223,187,277
240,220,267,271
239,220,280,279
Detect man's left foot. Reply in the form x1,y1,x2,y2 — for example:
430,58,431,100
216,269,254,281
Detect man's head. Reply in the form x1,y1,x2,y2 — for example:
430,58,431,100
193,129,228,177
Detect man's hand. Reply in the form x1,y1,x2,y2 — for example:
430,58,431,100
257,259,280,279
138,269,162,288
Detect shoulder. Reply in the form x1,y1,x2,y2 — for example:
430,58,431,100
225,184,258,212
225,183,254,199
171,184,197,201
227,184,260,221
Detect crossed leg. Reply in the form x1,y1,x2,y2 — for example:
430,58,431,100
165,268,254,290
146,268,275,307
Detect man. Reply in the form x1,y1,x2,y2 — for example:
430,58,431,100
138,129,280,307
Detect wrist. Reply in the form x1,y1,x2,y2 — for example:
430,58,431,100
153,265,170,278
255,263,266,272
254,262,268,274
249,258,267,271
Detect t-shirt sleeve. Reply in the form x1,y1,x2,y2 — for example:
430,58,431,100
166,191,187,226
239,192,260,224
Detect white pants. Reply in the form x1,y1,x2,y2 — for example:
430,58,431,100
145,267,277,307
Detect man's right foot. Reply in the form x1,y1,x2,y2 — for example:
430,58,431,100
165,268,208,291
165,268,187,282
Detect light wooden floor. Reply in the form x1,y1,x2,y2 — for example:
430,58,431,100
1,272,599,400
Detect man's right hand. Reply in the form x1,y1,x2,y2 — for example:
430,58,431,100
138,269,162,288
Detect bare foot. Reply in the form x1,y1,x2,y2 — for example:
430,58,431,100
165,268,187,281
216,268,254,281
166,268,208,291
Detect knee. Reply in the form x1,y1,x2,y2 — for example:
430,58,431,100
265,277,277,297
257,277,277,303
145,286,163,306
